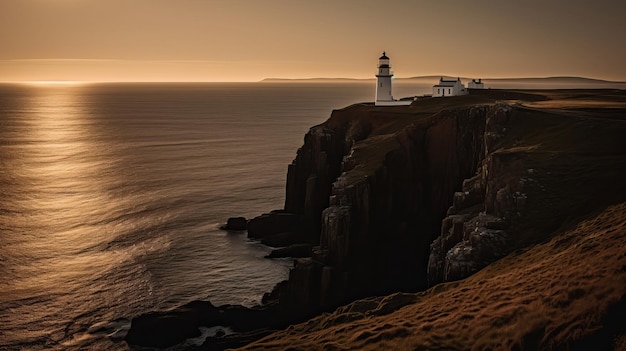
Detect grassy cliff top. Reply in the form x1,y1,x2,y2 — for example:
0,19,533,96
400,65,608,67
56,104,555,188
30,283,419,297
326,89,626,137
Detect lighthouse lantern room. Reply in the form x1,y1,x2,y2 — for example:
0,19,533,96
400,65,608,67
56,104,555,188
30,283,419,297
375,51,394,104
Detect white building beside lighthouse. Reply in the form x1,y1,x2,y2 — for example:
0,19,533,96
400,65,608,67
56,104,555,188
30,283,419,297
432,77,468,97
375,52,412,106
468,78,485,89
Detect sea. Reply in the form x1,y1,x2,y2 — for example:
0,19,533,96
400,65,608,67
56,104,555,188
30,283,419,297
0,81,434,350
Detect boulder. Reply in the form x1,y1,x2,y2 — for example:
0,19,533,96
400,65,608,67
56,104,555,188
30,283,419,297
220,217,248,231
125,300,297,349
247,211,304,238
124,301,219,348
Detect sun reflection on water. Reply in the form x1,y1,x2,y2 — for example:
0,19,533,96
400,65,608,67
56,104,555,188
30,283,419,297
19,85,106,229
0,84,168,348
21,80,90,86
3,85,159,299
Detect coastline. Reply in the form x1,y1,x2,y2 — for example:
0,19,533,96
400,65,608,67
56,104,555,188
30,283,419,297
125,88,626,350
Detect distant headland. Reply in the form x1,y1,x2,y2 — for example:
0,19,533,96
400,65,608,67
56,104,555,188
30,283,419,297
261,75,626,86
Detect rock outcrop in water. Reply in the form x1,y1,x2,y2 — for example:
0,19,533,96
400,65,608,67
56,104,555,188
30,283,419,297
126,89,626,350
220,217,248,231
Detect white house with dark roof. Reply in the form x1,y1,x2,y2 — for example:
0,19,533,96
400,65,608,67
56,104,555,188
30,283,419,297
432,77,468,97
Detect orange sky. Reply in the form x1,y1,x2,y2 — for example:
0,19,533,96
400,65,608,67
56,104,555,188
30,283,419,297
1,0,625,82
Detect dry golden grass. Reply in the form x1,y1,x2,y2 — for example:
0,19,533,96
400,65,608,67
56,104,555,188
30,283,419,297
237,203,626,350
523,99,626,109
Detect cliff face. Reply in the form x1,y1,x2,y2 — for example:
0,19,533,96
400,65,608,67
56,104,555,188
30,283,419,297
278,100,493,308
317,106,489,297
275,91,626,314
428,103,515,284
237,89,626,351
430,97,626,286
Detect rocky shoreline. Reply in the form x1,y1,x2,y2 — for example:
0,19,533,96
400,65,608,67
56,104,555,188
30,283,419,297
125,89,626,350
124,300,307,350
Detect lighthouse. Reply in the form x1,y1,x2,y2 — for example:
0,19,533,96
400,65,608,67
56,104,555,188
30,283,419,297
375,51,393,104
373,51,412,106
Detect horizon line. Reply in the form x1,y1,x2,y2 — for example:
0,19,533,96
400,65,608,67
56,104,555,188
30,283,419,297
3,75,626,85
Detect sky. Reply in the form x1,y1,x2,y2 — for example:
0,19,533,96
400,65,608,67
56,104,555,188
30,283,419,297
1,0,625,82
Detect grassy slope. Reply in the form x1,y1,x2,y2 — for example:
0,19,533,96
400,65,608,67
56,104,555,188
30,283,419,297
238,203,626,350
237,90,626,350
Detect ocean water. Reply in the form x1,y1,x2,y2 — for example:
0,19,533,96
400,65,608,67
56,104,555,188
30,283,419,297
0,81,432,350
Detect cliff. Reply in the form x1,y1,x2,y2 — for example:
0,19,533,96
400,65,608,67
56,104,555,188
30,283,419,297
269,90,625,310
240,89,626,349
125,89,626,350
272,98,488,307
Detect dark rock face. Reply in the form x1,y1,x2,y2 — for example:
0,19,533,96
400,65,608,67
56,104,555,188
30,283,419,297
274,104,491,311
284,122,352,234
428,101,626,286
220,217,247,231
259,231,310,247
318,107,488,300
266,243,313,258
282,107,385,237
428,104,515,285
279,258,324,313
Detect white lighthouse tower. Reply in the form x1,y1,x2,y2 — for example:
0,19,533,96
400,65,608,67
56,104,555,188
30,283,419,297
375,51,394,104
